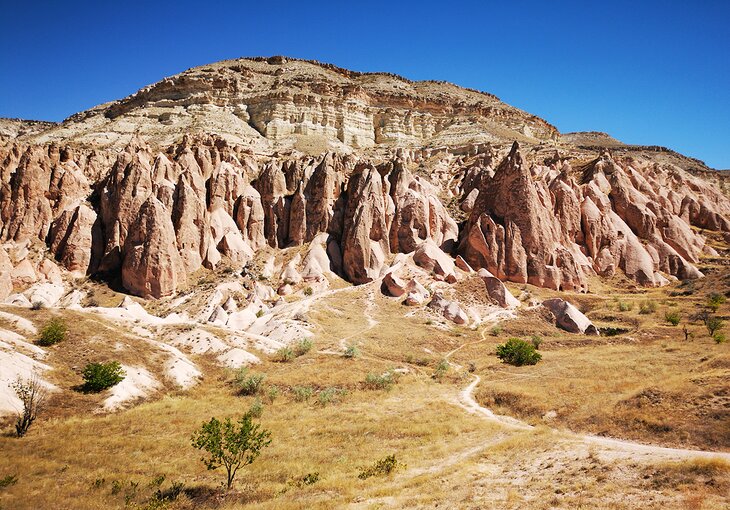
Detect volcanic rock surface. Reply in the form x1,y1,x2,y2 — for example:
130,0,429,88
1,56,729,299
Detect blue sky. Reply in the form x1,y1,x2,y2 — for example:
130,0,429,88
2,1,729,168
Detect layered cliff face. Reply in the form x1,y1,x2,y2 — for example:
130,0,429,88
0,57,728,300
14,56,557,153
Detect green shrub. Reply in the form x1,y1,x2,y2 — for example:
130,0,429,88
713,332,727,344
343,344,360,358
707,293,726,312
433,359,449,380
292,386,314,402
363,371,398,391
705,315,725,337
234,368,265,396
273,347,295,362
617,300,633,312
530,335,543,350
293,472,320,487
317,387,347,406
37,318,67,346
255,309,265,318
303,287,313,296
81,361,125,392
490,325,502,336
0,474,18,490
665,310,681,326
358,455,406,480
639,301,657,315
294,338,313,357
496,338,542,366
266,385,280,403
246,398,264,418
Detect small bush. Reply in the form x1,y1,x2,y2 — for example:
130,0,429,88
266,385,280,403
363,371,397,391
273,347,295,362
0,474,18,490
714,332,727,344
12,375,47,437
639,301,657,315
37,318,67,346
530,335,543,350
234,368,265,396
496,338,542,366
293,472,320,487
255,309,265,318
303,287,313,296
294,338,313,357
433,359,449,380
617,300,633,312
343,344,360,358
292,386,314,402
246,398,264,418
81,361,125,392
317,387,347,406
490,325,502,337
665,310,681,326
30,301,45,311
707,293,726,312
358,455,406,479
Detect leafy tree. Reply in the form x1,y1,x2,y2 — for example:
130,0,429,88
704,315,725,337
496,338,542,366
12,375,48,437
81,361,125,392
191,415,271,490
37,318,67,346
707,293,726,312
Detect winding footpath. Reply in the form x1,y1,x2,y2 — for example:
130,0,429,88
452,324,730,462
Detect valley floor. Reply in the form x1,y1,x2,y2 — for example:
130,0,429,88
1,273,729,509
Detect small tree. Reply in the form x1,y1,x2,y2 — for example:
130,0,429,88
37,318,67,346
707,293,726,312
191,415,271,490
705,315,724,337
496,338,542,366
12,375,48,437
81,361,125,392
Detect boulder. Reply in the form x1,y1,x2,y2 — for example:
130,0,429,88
477,268,520,308
428,293,468,325
413,239,456,281
542,298,599,335
404,279,429,306
382,271,407,297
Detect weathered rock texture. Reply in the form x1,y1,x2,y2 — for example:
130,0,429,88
1,57,729,299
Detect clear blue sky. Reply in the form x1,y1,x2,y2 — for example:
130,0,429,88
2,1,729,168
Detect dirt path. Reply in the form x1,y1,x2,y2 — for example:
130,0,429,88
449,319,730,461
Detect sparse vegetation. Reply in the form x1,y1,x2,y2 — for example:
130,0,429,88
496,338,542,366
292,385,314,402
304,286,313,296
665,310,681,326
358,454,406,479
81,361,125,392
246,398,264,418
363,371,398,391
37,318,67,346
707,292,726,312
11,375,48,437
343,344,360,358
530,335,543,349
191,414,271,490
294,338,313,356
639,300,657,315
30,300,45,311
617,300,633,312
234,368,265,396
0,474,18,490
317,387,347,406
273,346,295,362
490,325,502,336
433,359,449,380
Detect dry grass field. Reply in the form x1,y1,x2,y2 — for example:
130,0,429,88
1,262,729,509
